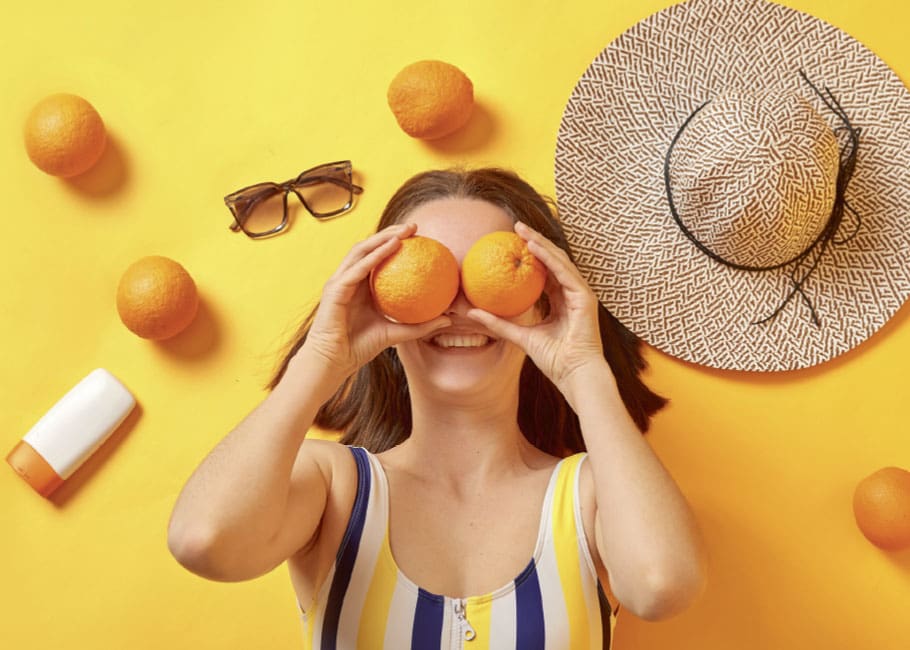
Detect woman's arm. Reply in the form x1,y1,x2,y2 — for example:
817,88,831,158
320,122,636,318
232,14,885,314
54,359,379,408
167,223,451,582
166,350,345,582
564,361,708,620
467,220,707,620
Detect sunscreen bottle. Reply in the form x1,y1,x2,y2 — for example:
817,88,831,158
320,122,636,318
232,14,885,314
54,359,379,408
6,369,136,497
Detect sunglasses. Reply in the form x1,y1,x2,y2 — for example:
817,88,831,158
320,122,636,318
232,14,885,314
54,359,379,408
224,160,364,239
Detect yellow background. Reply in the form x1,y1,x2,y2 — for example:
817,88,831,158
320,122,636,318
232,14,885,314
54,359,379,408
2,0,909,648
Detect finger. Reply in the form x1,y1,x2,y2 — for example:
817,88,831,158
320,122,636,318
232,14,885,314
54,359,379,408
328,224,417,299
465,308,530,348
334,223,416,276
384,315,453,346
514,221,574,270
514,221,570,262
515,223,589,295
542,272,566,317
344,234,405,285
323,236,403,308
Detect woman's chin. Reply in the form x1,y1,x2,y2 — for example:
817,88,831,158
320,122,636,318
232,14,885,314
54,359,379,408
398,337,526,403
414,370,499,401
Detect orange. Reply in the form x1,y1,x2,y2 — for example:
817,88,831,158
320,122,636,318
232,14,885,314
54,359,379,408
387,60,474,139
461,231,547,318
24,93,107,177
117,256,199,340
853,466,910,550
370,236,460,324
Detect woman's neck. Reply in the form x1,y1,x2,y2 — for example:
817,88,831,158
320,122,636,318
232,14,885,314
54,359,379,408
389,388,543,493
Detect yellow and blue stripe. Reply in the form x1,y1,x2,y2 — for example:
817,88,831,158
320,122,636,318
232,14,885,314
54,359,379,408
300,446,616,649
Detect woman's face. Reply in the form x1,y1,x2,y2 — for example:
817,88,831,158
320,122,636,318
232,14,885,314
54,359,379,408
393,197,539,403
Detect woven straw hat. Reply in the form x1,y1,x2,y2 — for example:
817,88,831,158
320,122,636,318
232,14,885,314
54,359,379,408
555,0,910,371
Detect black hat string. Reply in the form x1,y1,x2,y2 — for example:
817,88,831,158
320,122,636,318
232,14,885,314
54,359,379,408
663,70,862,327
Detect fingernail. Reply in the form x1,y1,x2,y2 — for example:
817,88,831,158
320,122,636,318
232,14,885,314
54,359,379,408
515,221,535,235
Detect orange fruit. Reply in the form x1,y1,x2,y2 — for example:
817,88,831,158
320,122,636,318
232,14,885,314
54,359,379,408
117,256,199,340
461,231,547,318
387,60,474,139
24,93,107,177
370,236,460,324
853,466,910,550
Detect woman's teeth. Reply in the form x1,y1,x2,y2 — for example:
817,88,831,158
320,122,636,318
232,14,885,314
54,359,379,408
431,334,491,348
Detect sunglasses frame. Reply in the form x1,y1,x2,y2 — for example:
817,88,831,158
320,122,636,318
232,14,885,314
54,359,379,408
225,160,363,239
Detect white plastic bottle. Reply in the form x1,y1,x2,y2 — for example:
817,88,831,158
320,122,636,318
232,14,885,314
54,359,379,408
6,369,136,497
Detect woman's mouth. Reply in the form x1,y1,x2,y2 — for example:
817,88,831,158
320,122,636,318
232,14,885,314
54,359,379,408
429,333,495,349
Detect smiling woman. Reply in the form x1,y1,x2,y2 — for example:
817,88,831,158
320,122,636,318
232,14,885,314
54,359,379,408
167,167,708,650
271,168,669,455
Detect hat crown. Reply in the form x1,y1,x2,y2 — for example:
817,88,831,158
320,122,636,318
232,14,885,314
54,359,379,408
669,90,839,268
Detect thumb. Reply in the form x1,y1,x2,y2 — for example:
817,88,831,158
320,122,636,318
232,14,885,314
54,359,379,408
466,308,528,348
385,315,452,346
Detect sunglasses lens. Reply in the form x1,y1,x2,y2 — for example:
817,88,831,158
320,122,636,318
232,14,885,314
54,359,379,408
295,164,354,216
229,184,286,235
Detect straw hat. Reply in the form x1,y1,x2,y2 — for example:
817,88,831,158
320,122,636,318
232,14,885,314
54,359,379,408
555,0,910,371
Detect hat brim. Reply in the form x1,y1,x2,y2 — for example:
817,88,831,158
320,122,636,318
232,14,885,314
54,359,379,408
555,0,910,371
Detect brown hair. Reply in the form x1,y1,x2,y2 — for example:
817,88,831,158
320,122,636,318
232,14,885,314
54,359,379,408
269,168,667,455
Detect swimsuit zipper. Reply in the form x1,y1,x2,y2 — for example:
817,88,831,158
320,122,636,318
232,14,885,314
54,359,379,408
453,598,476,643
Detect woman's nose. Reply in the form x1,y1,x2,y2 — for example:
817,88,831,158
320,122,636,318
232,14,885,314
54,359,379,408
444,288,472,315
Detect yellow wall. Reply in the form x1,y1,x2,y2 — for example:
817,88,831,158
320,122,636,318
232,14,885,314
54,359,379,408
2,1,909,648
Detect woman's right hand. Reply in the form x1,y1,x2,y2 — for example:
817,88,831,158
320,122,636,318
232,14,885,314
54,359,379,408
295,223,451,383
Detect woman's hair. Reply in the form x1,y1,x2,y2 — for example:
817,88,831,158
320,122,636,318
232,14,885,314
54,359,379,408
268,167,668,455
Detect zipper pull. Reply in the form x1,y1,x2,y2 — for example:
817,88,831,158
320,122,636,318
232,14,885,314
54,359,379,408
453,599,476,641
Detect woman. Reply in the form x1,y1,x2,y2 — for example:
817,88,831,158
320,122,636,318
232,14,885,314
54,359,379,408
168,168,707,649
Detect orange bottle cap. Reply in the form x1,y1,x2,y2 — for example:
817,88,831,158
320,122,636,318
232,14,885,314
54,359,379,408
6,440,64,498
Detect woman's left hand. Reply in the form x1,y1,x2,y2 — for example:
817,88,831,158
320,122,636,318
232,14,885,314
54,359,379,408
466,221,612,397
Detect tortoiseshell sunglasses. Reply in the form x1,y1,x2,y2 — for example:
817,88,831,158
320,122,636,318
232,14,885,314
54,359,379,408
224,160,363,239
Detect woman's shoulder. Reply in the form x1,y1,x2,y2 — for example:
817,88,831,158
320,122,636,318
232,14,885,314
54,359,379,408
298,435,351,459
288,439,364,557
292,437,360,490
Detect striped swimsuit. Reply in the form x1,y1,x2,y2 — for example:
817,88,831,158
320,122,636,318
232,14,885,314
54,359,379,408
299,446,618,649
